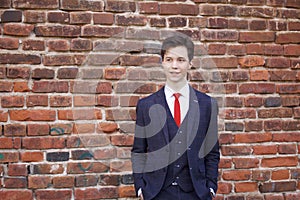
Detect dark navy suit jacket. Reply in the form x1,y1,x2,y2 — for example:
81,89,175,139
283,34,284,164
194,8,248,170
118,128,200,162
131,86,220,200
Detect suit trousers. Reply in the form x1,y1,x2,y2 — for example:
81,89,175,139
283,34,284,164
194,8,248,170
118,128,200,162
151,185,200,200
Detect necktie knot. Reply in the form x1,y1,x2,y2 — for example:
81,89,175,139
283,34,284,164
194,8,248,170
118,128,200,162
173,93,181,99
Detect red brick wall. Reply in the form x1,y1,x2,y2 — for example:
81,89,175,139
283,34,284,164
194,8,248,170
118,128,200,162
0,0,299,199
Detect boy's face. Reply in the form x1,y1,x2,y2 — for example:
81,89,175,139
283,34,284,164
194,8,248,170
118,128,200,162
162,46,191,85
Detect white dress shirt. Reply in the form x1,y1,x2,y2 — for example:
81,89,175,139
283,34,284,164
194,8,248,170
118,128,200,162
164,83,189,123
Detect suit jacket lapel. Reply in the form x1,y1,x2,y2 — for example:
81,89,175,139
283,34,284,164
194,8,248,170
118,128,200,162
187,86,201,147
154,87,170,144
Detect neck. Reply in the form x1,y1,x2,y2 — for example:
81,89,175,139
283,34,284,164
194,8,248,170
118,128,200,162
166,80,188,92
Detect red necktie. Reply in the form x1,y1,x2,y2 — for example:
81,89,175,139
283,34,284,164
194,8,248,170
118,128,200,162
173,93,181,127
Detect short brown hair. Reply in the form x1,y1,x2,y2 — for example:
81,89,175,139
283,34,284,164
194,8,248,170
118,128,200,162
161,35,194,61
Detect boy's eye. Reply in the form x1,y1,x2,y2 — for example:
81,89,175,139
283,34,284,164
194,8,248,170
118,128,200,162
178,58,186,62
165,58,172,62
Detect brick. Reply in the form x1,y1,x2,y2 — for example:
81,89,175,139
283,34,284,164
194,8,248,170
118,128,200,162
104,67,126,80
0,37,19,49
270,70,296,81
119,185,135,197
199,4,216,16
73,95,96,107
262,157,298,167
128,68,148,80
0,190,33,200
235,182,258,192
0,67,6,78
93,13,114,25
221,146,252,156
13,0,59,9
168,17,187,27
106,109,135,121
13,81,30,92
7,67,30,79
266,57,290,68
73,123,95,134
278,144,297,154
92,148,116,160
289,21,300,31
225,122,243,131
50,123,73,135
115,82,156,94
47,39,70,51
43,54,86,66
117,147,131,159
47,152,69,162
58,109,102,120
219,133,234,145
22,39,45,51
249,19,267,30
126,28,160,40
116,15,147,26
83,25,125,38
10,110,56,121
239,83,275,94
70,38,92,51
139,2,159,14
259,181,297,193
217,5,237,16
229,71,249,81
75,187,118,199
111,134,134,146
24,11,46,23
23,137,65,150
110,160,132,172
224,108,256,119
264,44,283,55
228,19,248,29
276,32,300,44
244,96,263,107
235,132,271,144
281,95,299,106
35,25,81,37
61,0,104,11
276,84,300,94
97,122,118,133
0,152,19,163
4,177,27,188
0,81,13,92
0,0,11,8
238,56,265,67
80,68,103,79
32,68,55,79
283,120,300,131
266,0,285,6
252,170,271,181
3,23,34,36
222,170,251,180
27,124,49,136
0,110,9,122
208,17,228,29
8,164,27,176
160,3,198,15
239,31,275,42
227,45,246,56
31,164,64,174
48,11,69,23
70,12,92,24
27,95,48,107
225,97,243,107
284,45,300,56
99,174,120,186
1,96,24,108
246,44,264,55
76,175,98,187
218,182,232,194
57,68,78,79
4,124,26,136
149,17,166,27
233,158,259,169
264,97,281,107
202,57,238,68
264,120,282,131
32,81,68,93
20,152,44,162
208,43,226,55
105,1,136,12
250,70,269,81
67,161,108,174
201,30,238,41
0,53,41,65
53,176,74,188
258,108,293,118
97,95,119,107
245,120,263,131
268,20,287,31
35,190,72,200
28,176,51,189
0,138,16,149
286,0,300,8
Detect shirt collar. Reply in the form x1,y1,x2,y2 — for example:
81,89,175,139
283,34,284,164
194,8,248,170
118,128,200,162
164,83,189,99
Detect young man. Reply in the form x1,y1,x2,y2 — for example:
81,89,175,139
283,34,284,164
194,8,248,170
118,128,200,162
131,35,220,200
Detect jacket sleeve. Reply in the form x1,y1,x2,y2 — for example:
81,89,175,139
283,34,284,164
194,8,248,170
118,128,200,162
131,100,147,195
204,98,220,193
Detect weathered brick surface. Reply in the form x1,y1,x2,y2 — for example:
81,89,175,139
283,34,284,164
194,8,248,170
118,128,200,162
0,1,299,199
